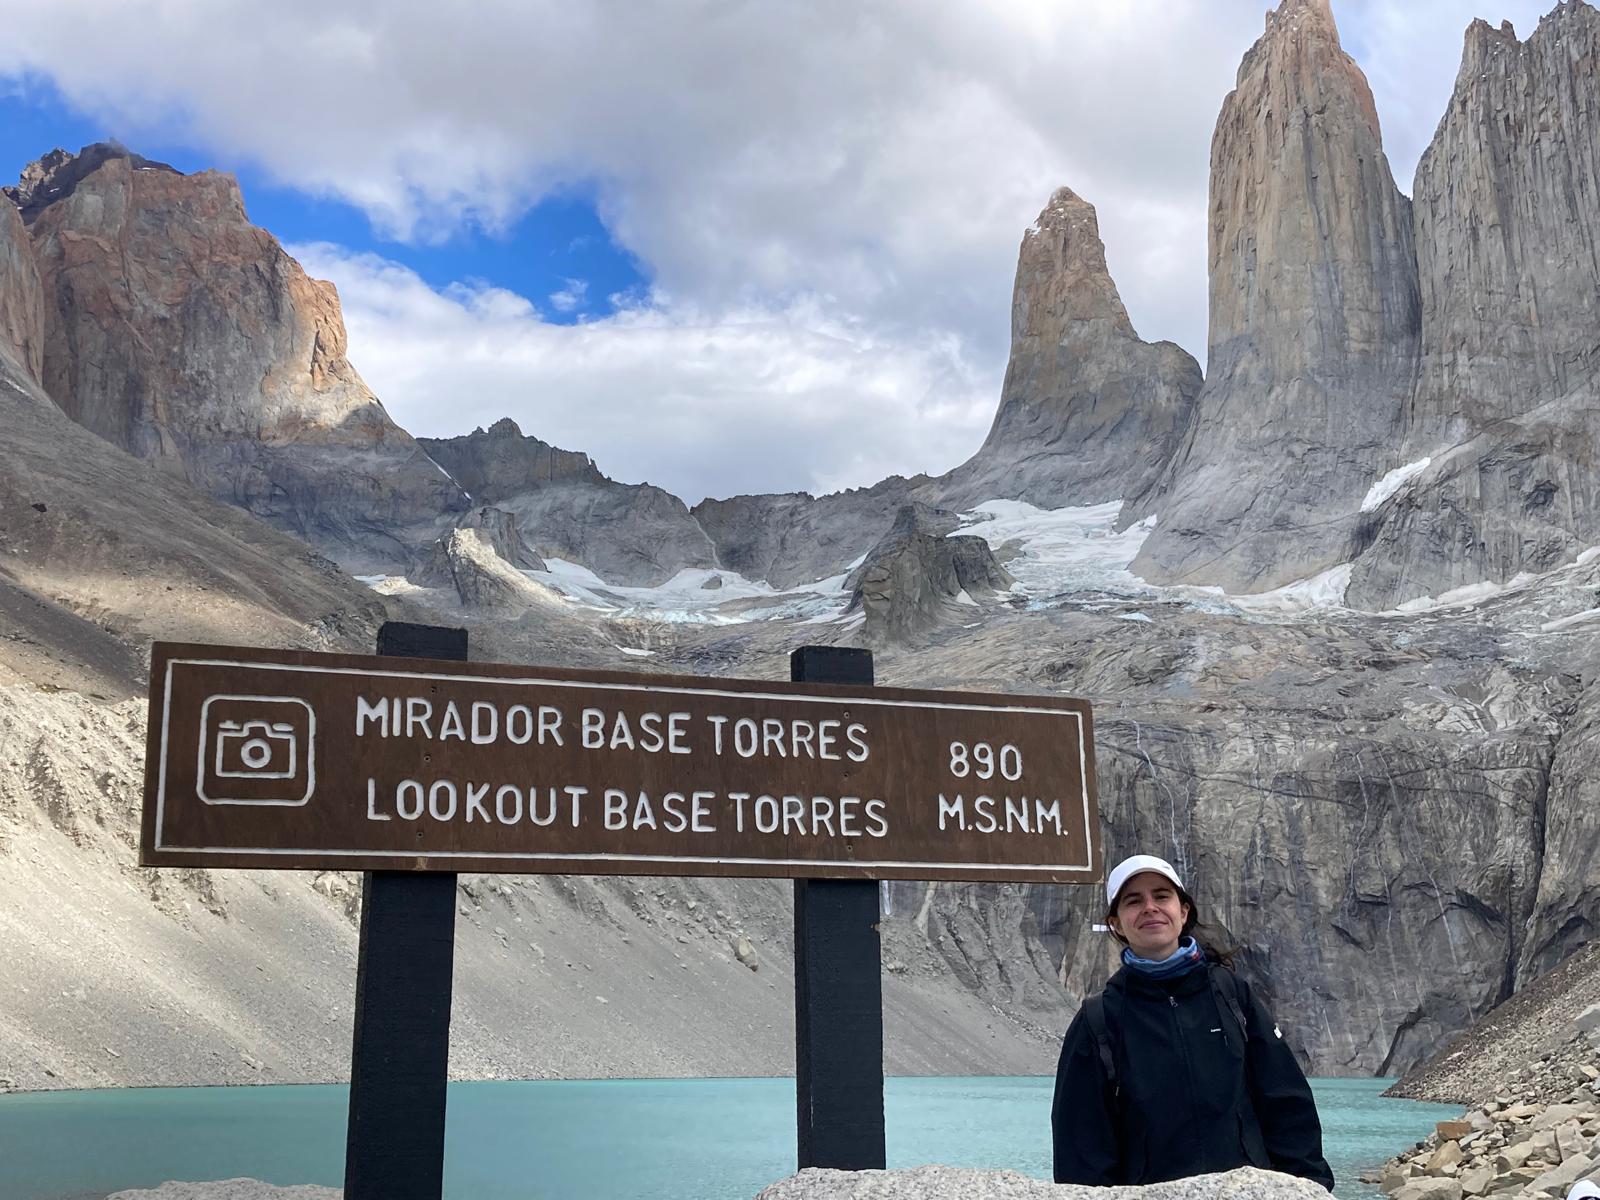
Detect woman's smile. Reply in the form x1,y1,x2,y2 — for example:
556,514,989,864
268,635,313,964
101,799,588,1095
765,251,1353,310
1111,872,1189,959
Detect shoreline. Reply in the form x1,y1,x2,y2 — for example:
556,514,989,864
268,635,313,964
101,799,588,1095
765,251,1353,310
0,1068,1418,1099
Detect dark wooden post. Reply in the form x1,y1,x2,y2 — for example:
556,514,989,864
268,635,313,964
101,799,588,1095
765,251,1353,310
344,621,467,1200
790,645,886,1170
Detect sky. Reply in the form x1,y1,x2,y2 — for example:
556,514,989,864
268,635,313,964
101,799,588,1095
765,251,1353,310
0,0,1560,503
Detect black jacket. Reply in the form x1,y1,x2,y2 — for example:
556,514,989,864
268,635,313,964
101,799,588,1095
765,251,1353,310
1051,962,1334,1190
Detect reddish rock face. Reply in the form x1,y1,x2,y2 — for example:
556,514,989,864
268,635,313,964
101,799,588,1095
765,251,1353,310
0,196,44,384
19,144,467,570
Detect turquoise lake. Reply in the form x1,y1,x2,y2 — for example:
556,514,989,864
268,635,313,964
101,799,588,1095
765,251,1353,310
0,1076,1460,1200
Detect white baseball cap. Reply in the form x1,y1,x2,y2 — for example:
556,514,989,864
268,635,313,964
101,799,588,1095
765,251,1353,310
1566,1182,1600,1200
1106,854,1185,907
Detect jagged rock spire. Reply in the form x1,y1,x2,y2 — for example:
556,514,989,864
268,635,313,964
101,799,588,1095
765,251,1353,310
938,186,1200,513
1346,0,1600,610
1131,0,1421,591
1404,0,1600,447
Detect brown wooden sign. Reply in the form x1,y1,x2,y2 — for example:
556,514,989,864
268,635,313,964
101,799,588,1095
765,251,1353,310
141,641,1100,882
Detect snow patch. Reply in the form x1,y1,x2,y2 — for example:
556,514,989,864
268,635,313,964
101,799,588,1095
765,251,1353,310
526,559,851,626
1361,457,1432,512
956,500,1154,600
1117,612,1153,623
1229,563,1354,614
1393,571,1541,614
1541,607,1600,633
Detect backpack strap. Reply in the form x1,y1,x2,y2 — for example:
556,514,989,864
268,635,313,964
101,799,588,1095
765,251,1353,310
1209,965,1251,1050
1083,993,1119,1096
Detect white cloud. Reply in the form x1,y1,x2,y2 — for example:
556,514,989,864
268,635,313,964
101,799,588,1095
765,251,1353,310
548,278,588,314
0,0,1565,496
295,242,994,504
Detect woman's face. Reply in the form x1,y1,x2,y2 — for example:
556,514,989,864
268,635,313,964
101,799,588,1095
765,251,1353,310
1109,871,1190,960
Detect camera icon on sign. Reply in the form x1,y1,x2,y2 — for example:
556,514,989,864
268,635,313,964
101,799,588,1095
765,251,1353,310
197,695,316,806
216,719,298,778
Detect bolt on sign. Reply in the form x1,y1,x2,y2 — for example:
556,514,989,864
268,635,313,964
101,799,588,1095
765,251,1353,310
141,642,1101,883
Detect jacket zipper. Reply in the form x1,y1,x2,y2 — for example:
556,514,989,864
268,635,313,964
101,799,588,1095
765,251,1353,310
1170,992,1197,1124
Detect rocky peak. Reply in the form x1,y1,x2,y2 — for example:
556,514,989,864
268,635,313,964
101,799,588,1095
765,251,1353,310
1345,0,1600,608
1016,187,1133,334
1130,0,1420,592
935,186,1200,515
419,419,605,504
21,144,467,571
1402,0,1600,447
5,142,182,223
1247,0,1366,118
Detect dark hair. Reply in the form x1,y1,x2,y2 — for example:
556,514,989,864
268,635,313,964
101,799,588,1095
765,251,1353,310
1105,883,1239,969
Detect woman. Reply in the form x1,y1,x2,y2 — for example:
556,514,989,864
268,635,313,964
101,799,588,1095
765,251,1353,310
1051,854,1334,1190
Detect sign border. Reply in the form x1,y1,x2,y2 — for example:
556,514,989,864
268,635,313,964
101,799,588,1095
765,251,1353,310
143,642,1100,883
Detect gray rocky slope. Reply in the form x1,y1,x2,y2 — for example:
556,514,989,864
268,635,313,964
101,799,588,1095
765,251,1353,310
5,0,1600,1096
1346,2,1600,610
420,418,717,586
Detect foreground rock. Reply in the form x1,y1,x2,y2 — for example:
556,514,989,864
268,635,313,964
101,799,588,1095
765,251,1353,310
108,1183,338,1200
1375,1014,1600,1200
757,1165,1329,1200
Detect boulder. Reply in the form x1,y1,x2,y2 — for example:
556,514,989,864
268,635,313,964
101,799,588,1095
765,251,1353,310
1428,1141,1466,1174
1528,1152,1600,1196
1578,1006,1600,1047
1394,1178,1465,1200
845,504,1015,643
1558,1123,1592,1163
1535,1106,1586,1133
107,1183,338,1200
756,1164,1330,1200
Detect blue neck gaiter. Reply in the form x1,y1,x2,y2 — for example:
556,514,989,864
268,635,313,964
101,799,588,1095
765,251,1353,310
1121,934,1206,980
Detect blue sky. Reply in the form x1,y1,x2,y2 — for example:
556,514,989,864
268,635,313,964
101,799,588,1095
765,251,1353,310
0,81,647,328
0,0,1562,501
